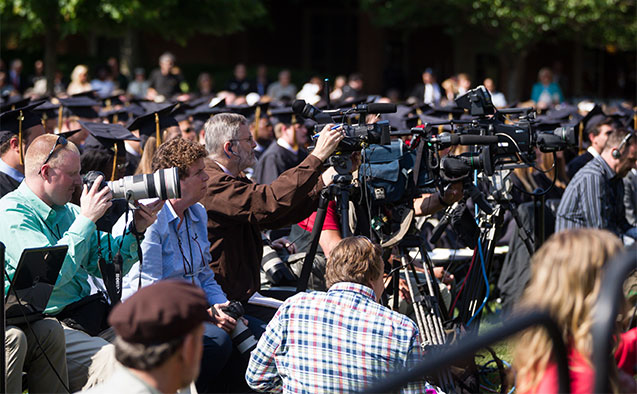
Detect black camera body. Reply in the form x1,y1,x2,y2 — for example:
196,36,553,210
313,120,392,152
82,171,128,233
221,301,258,357
447,86,577,176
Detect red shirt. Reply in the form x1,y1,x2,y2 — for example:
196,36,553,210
523,328,637,394
297,201,339,232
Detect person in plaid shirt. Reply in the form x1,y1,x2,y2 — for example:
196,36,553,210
246,236,438,393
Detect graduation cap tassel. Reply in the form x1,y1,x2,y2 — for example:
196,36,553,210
292,115,298,150
253,106,261,141
113,114,118,124
18,110,24,166
111,143,118,182
415,107,423,126
154,113,161,148
57,105,64,134
578,122,584,154
633,107,636,130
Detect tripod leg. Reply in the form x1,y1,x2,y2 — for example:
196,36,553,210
296,192,330,293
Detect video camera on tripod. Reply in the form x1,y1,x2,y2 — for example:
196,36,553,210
292,99,393,152
412,86,578,178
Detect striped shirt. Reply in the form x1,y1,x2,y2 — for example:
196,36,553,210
556,155,630,236
245,282,436,394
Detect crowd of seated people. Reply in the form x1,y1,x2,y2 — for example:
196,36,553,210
1,52,636,393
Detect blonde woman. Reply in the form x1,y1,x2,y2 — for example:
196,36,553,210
66,64,92,95
514,229,636,393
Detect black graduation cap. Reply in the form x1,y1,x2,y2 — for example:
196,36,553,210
127,103,178,147
269,107,302,126
0,96,30,112
381,104,413,130
140,101,177,114
609,106,636,131
99,107,131,124
337,95,369,107
56,128,82,139
579,104,607,134
70,89,100,99
59,97,100,119
34,101,61,120
189,119,206,134
424,105,466,120
545,104,580,122
186,101,227,122
534,115,564,132
100,93,126,108
124,102,147,118
80,121,140,151
80,121,139,181
406,114,454,132
227,102,270,119
0,100,45,164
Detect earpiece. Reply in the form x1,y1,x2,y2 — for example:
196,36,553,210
226,144,239,157
612,132,634,159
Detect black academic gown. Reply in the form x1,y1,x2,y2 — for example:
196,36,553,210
253,143,308,185
566,151,594,180
0,171,20,198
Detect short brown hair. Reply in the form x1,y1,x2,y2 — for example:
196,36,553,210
604,127,634,153
151,137,207,179
325,236,384,288
0,125,37,155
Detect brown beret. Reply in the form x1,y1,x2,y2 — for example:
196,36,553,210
109,280,214,345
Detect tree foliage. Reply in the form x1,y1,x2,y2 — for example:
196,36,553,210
0,0,268,46
360,0,637,52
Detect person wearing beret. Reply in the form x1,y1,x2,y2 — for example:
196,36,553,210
82,281,211,394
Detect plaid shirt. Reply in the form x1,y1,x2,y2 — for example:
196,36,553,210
246,282,436,393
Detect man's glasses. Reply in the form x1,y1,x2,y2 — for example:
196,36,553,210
229,134,254,144
38,135,67,175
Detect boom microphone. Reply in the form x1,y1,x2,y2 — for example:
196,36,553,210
429,133,499,147
292,100,333,123
357,103,397,114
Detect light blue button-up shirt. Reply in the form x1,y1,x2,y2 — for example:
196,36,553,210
0,182,139,314
118,201,227,306
0,158,24,182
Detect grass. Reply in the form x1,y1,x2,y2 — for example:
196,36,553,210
474,301,516,393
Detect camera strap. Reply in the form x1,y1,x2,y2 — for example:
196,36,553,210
412,141,424,187
96,231,122,304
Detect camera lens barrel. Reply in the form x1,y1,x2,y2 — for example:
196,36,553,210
107,167,181,201
221,301,258,356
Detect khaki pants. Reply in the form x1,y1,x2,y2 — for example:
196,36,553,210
62,323,118,392
5,318,68,394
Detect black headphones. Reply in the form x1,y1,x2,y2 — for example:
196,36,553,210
611,132,634,159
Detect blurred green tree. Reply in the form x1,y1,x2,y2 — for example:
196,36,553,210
0,0,267,94
360,0,637,99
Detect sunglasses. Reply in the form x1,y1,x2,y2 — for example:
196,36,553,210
38,135,67,175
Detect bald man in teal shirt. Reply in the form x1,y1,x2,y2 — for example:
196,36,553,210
0,133,161,391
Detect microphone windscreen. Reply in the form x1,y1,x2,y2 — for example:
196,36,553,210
292,100,306,115
366,103,397,114
458,134,499,145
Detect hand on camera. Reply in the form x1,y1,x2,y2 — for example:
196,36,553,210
311,124,345,162
441,182,463,205
211,301,240,334
272,237,296,254
132,200,164,234
80,174,113,223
